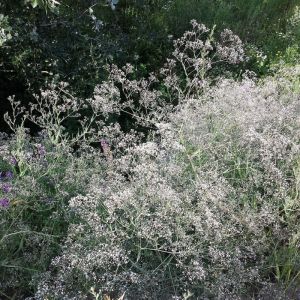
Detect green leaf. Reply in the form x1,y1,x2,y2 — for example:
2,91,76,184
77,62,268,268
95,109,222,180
31,0,39,8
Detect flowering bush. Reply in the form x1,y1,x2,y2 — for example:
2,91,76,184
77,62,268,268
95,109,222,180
32,70,300,299
1,21,300,299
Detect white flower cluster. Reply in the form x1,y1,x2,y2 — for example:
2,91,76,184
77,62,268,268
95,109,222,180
35,69,300,298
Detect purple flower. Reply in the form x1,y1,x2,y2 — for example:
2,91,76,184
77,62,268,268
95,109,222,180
9,157,17,166
100,139,109,149
2,183,12,193
100,139,113,162
0,198,10,208
5,171,13,180
36,144,46,157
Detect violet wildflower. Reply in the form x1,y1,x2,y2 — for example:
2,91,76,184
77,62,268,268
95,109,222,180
0,198,10,208
100,139,113,162
9,156,17,166
100,139,109,150
5,171,13,180
2,183,12,193
36,144,46,157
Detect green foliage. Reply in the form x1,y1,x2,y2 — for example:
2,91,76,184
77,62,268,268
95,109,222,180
28,0,60,11
0,14,12,47
114,0,300,75
1,0,299,106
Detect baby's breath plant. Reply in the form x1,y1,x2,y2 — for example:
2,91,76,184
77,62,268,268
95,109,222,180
34,70,300,299
0,81,119,298
1,20,300,299
94,20,245,132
